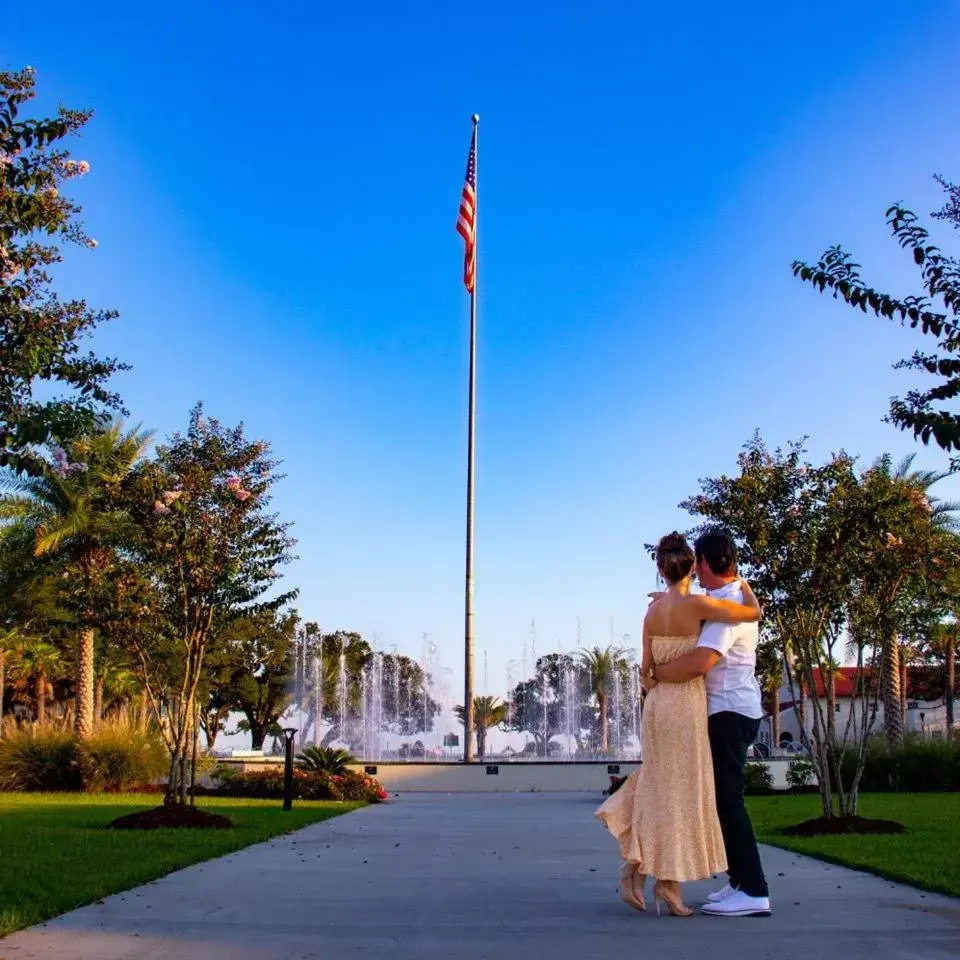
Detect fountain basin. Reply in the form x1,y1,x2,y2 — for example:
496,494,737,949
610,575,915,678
214,757,795,792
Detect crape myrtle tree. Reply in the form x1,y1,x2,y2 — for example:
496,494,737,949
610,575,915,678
127,407,295,807
682,436,953,817
794,176,960,466
0,68,126,477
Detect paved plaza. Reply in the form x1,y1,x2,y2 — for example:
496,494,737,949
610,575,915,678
2,793,958,959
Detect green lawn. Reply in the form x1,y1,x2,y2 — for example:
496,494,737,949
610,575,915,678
0,793,362,936
748,793,960,898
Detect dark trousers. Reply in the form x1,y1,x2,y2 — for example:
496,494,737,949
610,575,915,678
708,711,769,898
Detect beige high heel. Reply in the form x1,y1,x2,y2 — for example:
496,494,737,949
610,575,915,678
653,880,694,918
618,862,647,911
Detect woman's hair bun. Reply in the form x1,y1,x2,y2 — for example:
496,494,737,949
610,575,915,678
655,532,695,584
657,532,688,554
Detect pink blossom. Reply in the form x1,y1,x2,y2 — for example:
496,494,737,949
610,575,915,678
153,500,171,516
234,488,252,502
161,490,183,506
87,238,98,249
77,160,90,175
226,477,241,490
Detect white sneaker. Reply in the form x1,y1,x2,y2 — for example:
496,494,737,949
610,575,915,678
706,883,736,903
701,890,771,917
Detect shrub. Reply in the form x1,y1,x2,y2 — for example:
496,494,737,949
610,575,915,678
213,765,387,802
297,746,356,775
0,728,83,791
213,766,285,798
0,718,171,793
81,720,169,792
840,735,960,792
335,769,388,802
787,757,816,790
744,762,774,794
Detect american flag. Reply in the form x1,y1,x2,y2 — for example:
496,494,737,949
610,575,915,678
456,129,477,293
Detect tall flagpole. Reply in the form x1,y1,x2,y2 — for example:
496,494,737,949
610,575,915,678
464,113,479,763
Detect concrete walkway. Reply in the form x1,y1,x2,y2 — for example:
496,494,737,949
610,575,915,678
3,794,958,959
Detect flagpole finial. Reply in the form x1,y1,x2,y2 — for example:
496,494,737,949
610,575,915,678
472,113,480,124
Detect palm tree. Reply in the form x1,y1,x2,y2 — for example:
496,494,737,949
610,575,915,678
454,696,508,759
0,627,17,732
867,454,958,746
578,646,626,755
297,745,357,774
11,640,63,724
931,621,958,734
0,423,152,739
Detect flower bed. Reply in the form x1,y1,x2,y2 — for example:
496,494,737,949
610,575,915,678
213,765,388,803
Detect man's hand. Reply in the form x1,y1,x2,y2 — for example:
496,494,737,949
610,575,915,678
655,647,722,683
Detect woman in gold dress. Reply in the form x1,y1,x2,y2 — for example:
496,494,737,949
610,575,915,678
595,532,761,917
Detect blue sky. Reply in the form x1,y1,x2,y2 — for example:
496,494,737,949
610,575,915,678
5,2,960,700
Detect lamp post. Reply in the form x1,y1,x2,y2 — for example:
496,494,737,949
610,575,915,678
282,728,298,811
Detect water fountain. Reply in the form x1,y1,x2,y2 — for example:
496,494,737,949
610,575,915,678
337,650,348,747
274,616,644,763
560,662,580,758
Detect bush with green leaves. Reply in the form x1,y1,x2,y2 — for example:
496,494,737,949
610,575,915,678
296,746,356,776
0,719,170,792
81,721,168,792
840,736,960,792
213,764,386,803
743,762,775,795
786,757,816,790
0,728,83,791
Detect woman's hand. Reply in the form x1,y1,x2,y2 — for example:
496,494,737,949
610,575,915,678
738,578,763,617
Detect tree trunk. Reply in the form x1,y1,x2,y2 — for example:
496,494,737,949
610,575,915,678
0,649,6,732
826,670,836,741
766,690,781,755
75,628,96,740
94,676,104,728
599,693,609,754
946,633,956,734
202,712,219,750
901,656,909,728
476,724,486,760
881,634,904,747
250,722,267,751
35,674,47,725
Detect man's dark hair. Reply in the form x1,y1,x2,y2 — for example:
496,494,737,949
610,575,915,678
694,528,738,576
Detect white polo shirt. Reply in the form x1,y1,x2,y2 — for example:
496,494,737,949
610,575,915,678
697,580,763,719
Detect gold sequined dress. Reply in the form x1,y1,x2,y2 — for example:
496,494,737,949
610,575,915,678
595,635,727,881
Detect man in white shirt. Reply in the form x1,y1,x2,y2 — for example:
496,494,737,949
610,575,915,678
653,529,771,917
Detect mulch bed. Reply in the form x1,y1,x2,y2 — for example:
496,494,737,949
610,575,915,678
109,805,233,830
783,815,905,837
